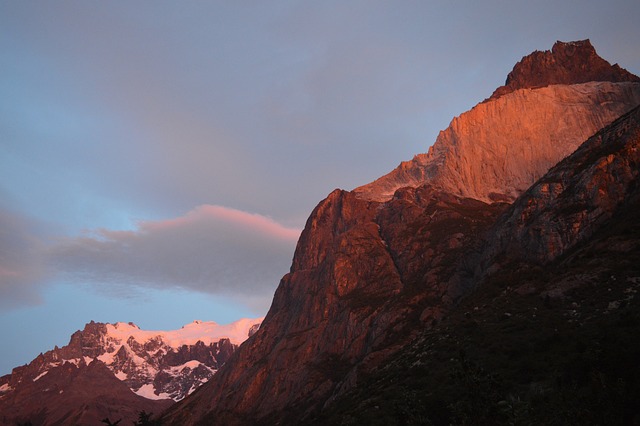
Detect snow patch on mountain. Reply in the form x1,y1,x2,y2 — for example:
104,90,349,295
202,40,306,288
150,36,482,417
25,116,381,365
135,383,172,400
32,370,48,381
106,318,259,346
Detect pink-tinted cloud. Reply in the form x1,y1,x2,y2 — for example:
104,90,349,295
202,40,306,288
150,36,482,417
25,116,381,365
49,205,301,310
137,205,300,241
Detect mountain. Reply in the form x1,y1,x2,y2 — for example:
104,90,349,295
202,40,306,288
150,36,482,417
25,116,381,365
161,40,640,425
489,39,640,100
483,104,640,267
0,359,171,426
0,318,261,425
354,41,640,203
315,104,640,426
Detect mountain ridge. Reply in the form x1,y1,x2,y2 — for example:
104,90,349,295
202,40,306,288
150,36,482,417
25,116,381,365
354,81,640,203
4,39,640,426
354,39,640,203
490,39,640,100
483,103,640,268
312,104,640,425
160,40,640,425
0,318,261,425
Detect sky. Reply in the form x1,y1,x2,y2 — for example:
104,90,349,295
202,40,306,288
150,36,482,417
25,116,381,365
1,1,639,376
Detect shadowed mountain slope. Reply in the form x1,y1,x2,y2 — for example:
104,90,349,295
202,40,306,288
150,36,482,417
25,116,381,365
0,319,261,426
313,105,640,426
161,42,640,425
0,360,172,426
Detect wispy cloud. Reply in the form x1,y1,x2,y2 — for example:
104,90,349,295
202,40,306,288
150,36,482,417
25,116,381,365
0,205,300,312
49,205,301,303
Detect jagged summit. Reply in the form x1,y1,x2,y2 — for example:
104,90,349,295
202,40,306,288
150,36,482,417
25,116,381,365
354,40,640,203
490,39,640,100
354,81,640,203
160,41,640,425
0,318,262,425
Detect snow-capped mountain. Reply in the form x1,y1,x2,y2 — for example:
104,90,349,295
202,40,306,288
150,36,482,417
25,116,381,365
0,317,262,424
90,318,262,400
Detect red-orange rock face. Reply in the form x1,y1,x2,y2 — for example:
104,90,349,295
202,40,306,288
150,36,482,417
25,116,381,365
354,82,640,203
161,41,640,425
485,105,640,267
162,187,505,425
165,104,640,426
354,40,640,203
490,39,640,100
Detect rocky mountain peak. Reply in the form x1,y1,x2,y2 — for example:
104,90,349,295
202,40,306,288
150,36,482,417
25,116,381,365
0,318,262,425
160,42,640,425
355,81,640,203
354,40,640,204
490,39,640,100
311,107,640,424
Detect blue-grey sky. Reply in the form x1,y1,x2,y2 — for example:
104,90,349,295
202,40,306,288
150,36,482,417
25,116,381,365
1,1,639,375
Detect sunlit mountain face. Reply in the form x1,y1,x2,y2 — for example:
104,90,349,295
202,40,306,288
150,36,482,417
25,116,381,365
158,41,640,426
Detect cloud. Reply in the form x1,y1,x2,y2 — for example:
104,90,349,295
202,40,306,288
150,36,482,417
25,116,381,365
49,205,301,306
0,208,49,309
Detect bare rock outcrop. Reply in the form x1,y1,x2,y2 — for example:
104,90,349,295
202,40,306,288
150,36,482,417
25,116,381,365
164,104,640,421
355,40,640,203
354,81,640,203
490,39,640,100
159,40,640,425
483,104,640,267
162,187,505,425
311,109,640,424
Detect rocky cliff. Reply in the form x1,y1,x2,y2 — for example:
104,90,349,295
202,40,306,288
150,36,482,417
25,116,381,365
490,39,640,100
161,41,640,425
163,183,506,426
313,104,640,426
483,104,640,267
0,318,261,425
354,82,640,203
354,40,640,203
